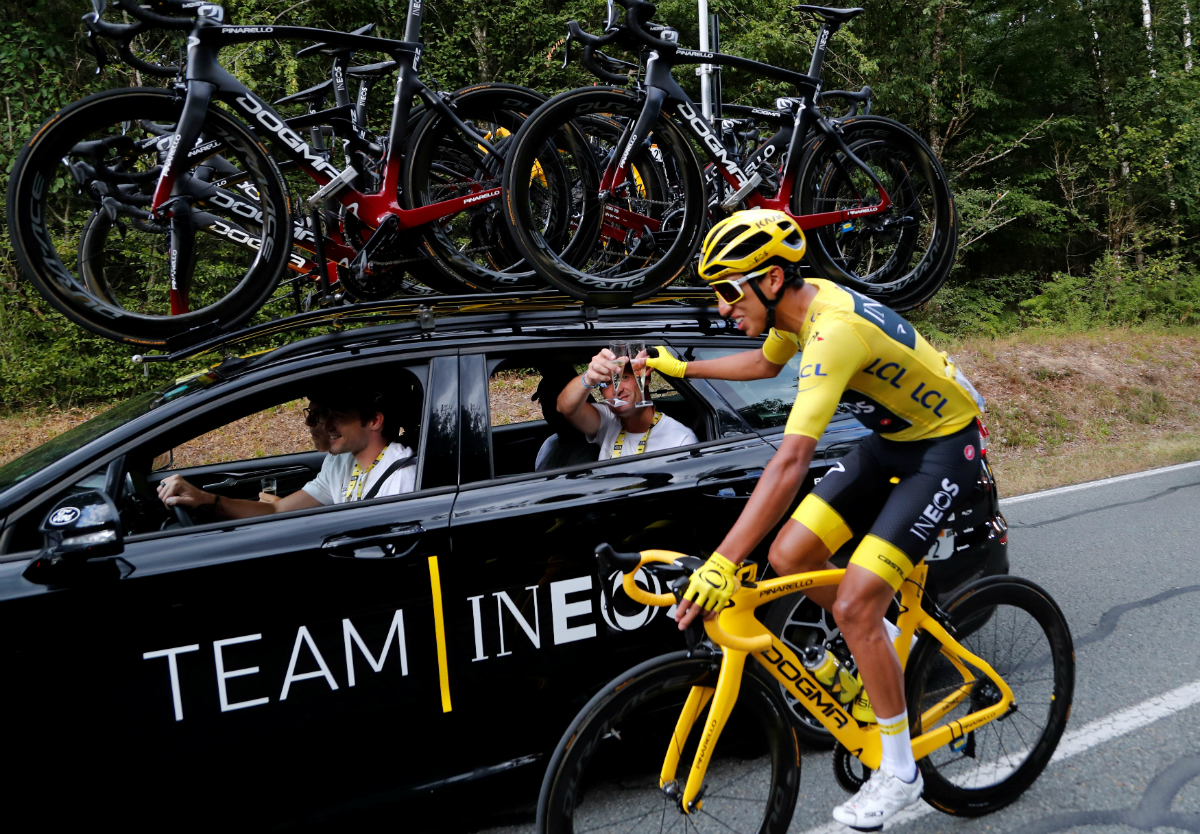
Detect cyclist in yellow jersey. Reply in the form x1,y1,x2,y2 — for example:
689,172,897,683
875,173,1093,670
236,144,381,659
651,209,985,831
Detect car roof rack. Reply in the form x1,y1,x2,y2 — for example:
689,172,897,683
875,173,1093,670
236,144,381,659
133,289,718,365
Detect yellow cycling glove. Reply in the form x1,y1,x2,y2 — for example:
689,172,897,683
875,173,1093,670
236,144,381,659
646,346,687,378
683,552,740,613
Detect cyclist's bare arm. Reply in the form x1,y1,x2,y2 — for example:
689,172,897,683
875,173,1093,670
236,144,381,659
158,474,320,518
675,433,818,628
682,348,784,381
557,349,619,437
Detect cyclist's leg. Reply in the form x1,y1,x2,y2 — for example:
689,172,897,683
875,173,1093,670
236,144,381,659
834,424,984,771
770,434,891,610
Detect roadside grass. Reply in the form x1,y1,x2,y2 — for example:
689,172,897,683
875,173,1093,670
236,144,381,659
3,327,1199,498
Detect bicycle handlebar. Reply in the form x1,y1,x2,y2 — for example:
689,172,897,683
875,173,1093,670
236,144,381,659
594,544,774,654
112,0,198,31
616,0,679,53
582,46,631,85
817,86,872,117
84,0,182,76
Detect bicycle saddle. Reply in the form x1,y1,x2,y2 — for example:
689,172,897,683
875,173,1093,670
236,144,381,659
791,5,866,23
346,60,398,80
296,23,375,58
274,78,333,107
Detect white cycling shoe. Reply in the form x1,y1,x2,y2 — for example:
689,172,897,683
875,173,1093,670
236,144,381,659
831,766,924,832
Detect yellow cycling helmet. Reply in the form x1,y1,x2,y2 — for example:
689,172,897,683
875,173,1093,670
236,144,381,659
699,209,806,290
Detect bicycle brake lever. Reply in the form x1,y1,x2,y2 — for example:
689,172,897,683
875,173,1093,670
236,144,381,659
562,30,574,70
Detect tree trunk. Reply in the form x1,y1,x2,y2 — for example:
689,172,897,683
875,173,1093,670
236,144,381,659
929,0,947,156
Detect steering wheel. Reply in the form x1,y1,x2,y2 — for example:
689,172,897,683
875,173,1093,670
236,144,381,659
172,503,195,528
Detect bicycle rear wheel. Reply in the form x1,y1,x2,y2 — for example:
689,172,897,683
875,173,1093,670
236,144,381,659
905,576,1074,816
537,651,801,834
8,87,291,347
403,84,554,292
795,117,957,311
504,87,705,303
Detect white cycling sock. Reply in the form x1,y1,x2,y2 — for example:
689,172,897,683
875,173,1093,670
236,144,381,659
877,711,918,783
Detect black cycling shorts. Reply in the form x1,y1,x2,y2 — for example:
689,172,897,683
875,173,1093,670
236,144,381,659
792,421,983,589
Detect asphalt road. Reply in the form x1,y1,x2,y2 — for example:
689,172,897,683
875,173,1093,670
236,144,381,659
442,461,1200,834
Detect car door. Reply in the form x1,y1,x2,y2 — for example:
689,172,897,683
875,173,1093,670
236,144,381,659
0,354,462,820
437,343,779,768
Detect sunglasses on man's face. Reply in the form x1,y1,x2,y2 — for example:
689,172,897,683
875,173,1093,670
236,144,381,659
303,407,328,427
710,269,768,305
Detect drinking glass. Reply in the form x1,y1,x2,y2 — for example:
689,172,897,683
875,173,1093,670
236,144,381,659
626,339,653,407
260,477,277,498
605,340,628,406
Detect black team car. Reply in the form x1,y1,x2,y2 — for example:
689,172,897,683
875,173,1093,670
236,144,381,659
0,293,1007,825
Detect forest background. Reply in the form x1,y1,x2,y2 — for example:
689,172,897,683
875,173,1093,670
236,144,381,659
1,0,1198,409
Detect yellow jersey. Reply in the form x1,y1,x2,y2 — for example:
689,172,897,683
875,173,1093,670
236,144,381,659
763,279,985,441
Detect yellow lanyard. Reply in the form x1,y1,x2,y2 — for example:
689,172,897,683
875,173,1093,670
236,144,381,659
344,449,387,501
612,412,663,459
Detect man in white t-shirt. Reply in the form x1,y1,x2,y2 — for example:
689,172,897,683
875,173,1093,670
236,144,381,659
557,347,697,460
158,383,417,517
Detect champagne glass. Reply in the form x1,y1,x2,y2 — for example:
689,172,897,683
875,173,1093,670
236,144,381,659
605,340,628,406
626,339,653,407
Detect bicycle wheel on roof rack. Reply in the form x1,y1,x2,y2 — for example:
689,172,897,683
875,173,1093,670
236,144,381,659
8,87,291,347
503,86,706,304
402,83,559,293
794,117,958,311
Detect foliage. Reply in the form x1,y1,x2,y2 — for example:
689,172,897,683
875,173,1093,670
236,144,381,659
1020,255,1200,327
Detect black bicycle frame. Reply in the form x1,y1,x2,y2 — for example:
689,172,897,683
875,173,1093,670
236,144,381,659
603,16,891,232
151,0,503,230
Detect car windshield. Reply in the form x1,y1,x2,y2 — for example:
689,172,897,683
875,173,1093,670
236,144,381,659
0,389,167,493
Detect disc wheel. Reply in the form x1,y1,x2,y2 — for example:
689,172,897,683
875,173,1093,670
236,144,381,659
906,576,1074,816
504,87,705,303
537,651,801,834
8,87,291,347
795,117,957,310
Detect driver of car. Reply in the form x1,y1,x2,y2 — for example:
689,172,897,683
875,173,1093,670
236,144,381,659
557,348,697,460
157,382,417,518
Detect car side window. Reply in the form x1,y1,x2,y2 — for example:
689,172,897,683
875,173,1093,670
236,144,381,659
690,347,854,432
485,353,708,479
167,400,318,469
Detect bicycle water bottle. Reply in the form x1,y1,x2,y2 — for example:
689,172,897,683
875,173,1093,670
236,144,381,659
800,646,861,706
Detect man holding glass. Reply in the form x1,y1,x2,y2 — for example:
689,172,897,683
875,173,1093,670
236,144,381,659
556,342,697,461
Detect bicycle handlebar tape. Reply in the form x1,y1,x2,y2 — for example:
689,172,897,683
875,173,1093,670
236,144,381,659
683,552,740,613
645,346,687,378
622,2,678,53
582,46,629,85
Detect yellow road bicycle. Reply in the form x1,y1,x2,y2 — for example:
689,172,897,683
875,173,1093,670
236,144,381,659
537,546,1075,833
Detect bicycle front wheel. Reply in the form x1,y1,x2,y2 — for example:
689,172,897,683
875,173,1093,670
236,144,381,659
905,576,1074,816
795,117,957,310
537,651,801,834
8,87,291,347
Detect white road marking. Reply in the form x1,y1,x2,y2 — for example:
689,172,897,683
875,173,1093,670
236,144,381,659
797,678,1200,834
1000,459,1200,506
